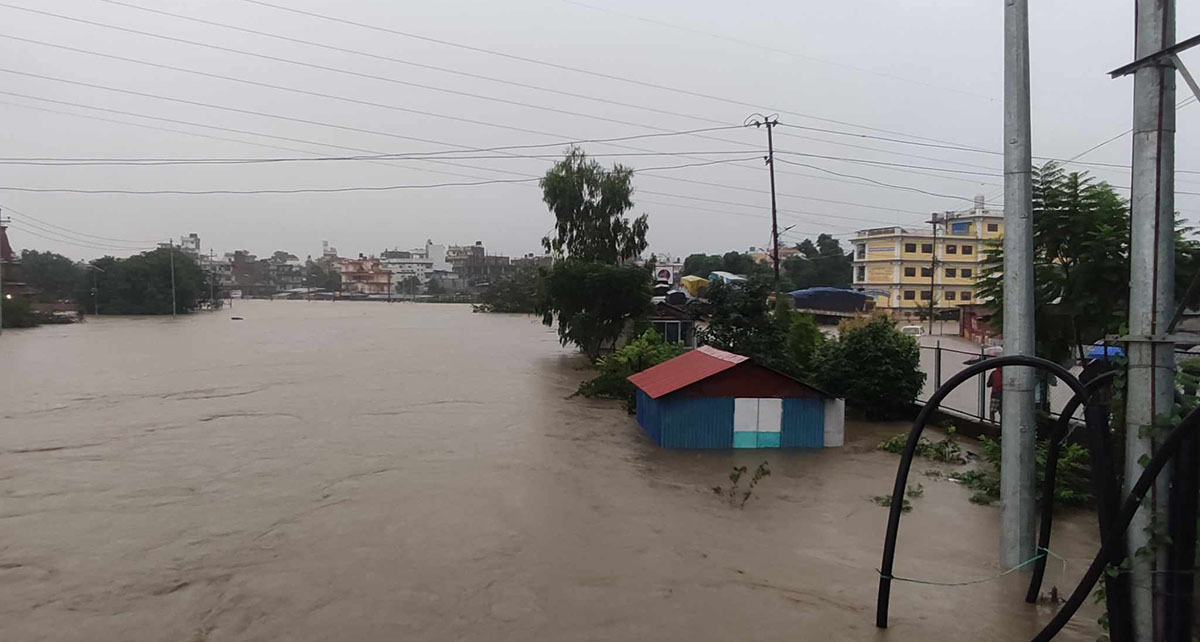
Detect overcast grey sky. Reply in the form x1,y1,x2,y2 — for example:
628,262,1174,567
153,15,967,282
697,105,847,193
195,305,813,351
0,0,1196,261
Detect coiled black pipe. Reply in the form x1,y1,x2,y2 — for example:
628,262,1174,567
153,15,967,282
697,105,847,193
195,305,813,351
1025,371,1115,603
1029,403,1200,641
876,355,1087,629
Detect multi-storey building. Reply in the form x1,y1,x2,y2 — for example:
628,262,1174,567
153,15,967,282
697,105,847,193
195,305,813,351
851,196,1003,318
330,256,392,295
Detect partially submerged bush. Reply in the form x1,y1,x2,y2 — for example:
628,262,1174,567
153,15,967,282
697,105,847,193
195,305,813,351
577,330,684,411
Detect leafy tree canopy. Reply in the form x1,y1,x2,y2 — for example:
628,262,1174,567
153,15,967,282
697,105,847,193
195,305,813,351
540,146,648,264
480,266,541,313
783,234,852,290
19,249,84,302
81,248,211,315
539,260,652,361
978,161,1200,363
814,316,925,418
696,278,799,374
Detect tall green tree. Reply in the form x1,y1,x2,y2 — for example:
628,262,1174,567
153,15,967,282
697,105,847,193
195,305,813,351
81,247,210,315
978,161,1200,363
782,234,852,290
480,267,541,313
538,148,653,359
540,146,648,263
540,261,651,360
19,249,84,302
696,278,799,375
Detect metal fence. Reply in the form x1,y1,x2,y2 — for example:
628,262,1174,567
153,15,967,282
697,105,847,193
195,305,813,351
916,342,1200,426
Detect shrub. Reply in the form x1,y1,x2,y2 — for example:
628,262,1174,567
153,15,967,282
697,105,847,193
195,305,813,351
577,329,684,410
949,436,1093,507
1,296,39,328
814,315,924,418
876,426,964,464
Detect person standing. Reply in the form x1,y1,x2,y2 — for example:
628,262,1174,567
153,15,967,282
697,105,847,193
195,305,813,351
987,367,1003,422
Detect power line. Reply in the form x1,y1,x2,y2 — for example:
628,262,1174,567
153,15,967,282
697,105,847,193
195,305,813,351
6,220,151,252
556,0,994,102
0,14,745,142
88,0,735,128
0,82,950,217
236,0,1000,150
774,158,1003,203
0,149,758,166
0,24,1003,193
2,204,157,244
0,157,760,195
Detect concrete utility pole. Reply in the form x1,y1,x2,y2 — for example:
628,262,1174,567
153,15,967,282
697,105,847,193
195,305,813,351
745,113,781,289
1122,1,1176,638
0,212,8,336
1000,0,1038,569
168,239,177,318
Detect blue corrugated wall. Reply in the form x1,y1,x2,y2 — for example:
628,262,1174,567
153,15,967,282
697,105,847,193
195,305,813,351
781,397,825,448
659,396,734,449
635,389,663,445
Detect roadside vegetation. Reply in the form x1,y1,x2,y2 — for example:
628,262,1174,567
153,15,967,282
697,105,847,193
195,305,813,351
576,330,684,410
814,315,925,419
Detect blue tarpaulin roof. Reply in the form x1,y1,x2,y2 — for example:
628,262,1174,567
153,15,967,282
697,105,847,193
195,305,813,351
788,288,871,313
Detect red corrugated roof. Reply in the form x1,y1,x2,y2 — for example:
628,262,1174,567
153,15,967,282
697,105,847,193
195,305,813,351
627,346,748,399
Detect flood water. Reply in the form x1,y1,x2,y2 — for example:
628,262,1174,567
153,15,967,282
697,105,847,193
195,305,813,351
0,301,1101,641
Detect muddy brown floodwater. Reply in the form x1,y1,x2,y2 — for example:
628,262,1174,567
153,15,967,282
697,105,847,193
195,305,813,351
0,301,1102,641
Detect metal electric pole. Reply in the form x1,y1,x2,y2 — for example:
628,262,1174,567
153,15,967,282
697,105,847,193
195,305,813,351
1000,0,1038,569
928,216,938,336
1109,4,1180,639
745,113,781,289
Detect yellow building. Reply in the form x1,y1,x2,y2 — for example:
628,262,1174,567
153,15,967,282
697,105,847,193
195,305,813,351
851,196,1003,318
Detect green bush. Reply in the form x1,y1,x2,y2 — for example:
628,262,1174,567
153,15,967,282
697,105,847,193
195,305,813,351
876,426,964,464
1,296,39,328
814,315,925,418
949,436,1093,507
577,329,685,411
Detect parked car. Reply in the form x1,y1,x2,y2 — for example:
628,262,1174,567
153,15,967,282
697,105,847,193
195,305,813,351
900,325,925,337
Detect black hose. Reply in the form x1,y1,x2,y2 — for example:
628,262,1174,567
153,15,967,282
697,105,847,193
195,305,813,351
1030,403,1200,642
1026,371,1116,604
876,355,1087,629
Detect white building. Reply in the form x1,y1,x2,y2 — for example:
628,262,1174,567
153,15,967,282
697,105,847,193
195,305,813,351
380,240,450,286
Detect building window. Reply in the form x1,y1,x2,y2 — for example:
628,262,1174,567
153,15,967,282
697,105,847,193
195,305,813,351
945,267,957,278
945,291,957,301
856,243,866,260
903,290,916,300
987,223,999,232
904,267,916,277
961,291,972,300
855,266,865,281
962,245,974,255
945,244,957,254
920,267,932,277
921,243,933,253
919,290,932,300
961,268,973,278
905,243,917,253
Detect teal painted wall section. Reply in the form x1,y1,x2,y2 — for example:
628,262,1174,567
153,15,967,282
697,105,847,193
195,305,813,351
660,396,734,449
757,432,781,448
781,397,825,448
732,432,757,448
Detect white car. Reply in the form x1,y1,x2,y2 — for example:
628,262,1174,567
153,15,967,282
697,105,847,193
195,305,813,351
900,325,925,337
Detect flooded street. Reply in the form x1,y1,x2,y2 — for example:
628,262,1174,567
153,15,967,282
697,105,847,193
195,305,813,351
1,301,1100,641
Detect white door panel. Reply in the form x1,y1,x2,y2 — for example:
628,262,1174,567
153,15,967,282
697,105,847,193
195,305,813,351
757,398,782,432
733,398,758,432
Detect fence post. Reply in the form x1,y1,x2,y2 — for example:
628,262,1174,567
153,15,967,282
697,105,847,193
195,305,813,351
978,346,987,421
935,341,943,389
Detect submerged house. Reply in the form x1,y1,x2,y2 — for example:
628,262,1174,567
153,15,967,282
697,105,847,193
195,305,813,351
628,346,845,449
